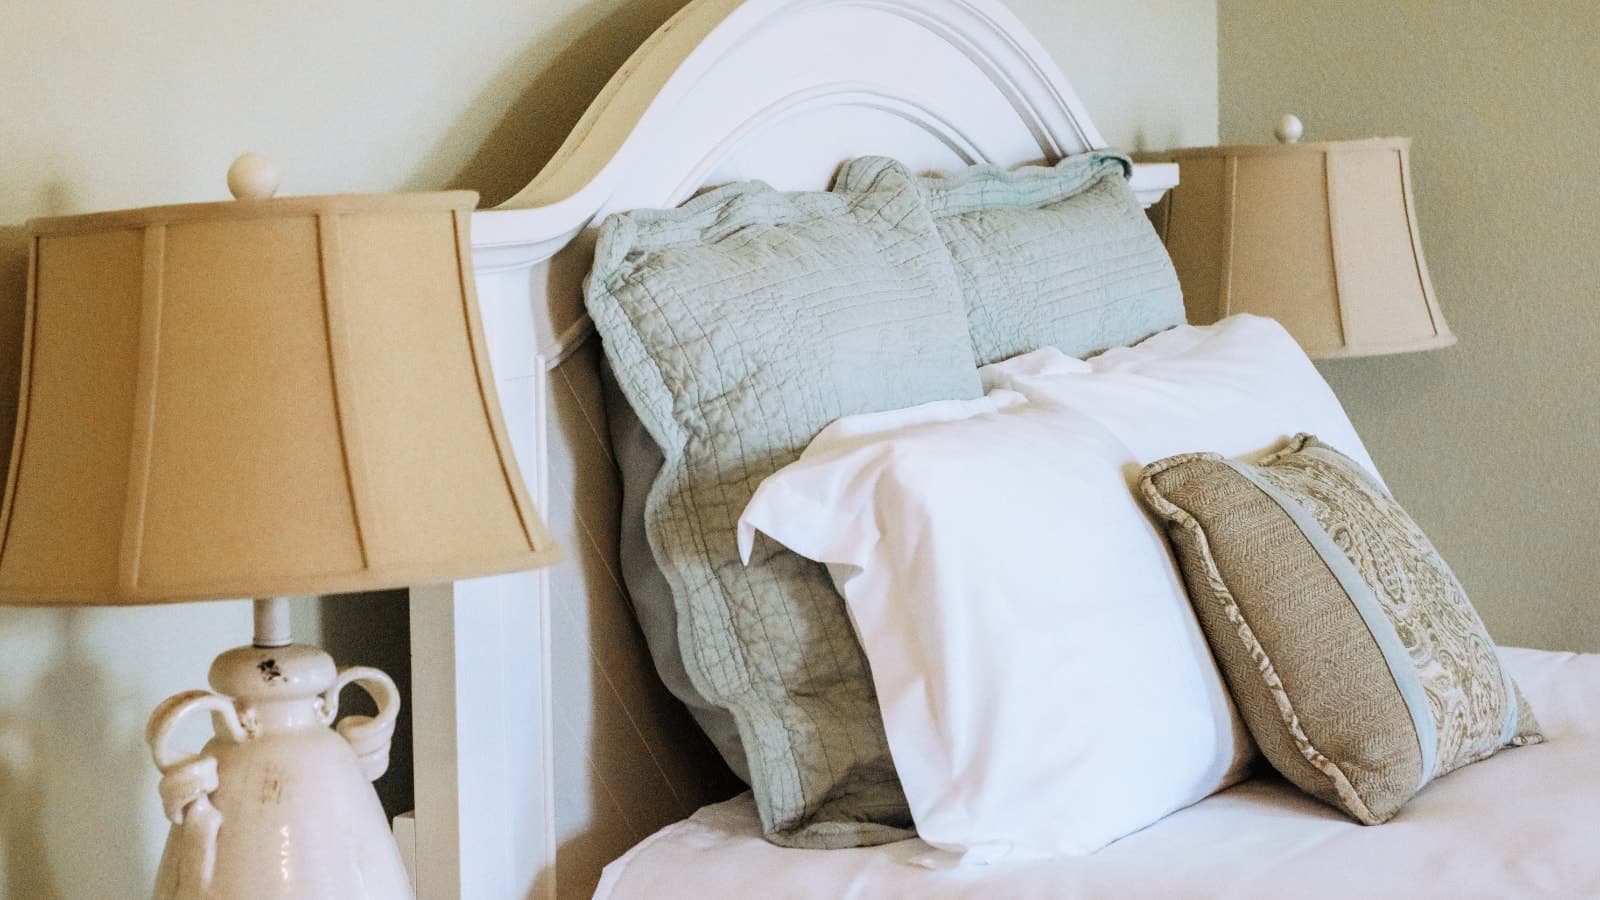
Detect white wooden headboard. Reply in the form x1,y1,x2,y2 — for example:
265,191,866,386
408,1,1177,897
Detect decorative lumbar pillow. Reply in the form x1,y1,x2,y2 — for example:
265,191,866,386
841,152,1186,366
1139,434,1544,824
584,158,982,848
738,390,1253,865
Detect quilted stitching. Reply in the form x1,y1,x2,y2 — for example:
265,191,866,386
584,158,981,848
841,151,1187,365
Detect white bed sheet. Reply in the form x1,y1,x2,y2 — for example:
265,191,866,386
597,648,1600,899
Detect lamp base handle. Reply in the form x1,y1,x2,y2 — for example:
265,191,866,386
147,638,412,899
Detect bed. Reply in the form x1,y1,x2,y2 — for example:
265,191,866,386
400,1,1598,897
597,647,1600,899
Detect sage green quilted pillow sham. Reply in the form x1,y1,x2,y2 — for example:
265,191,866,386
583,158,982,848
1140,434,1543,825
841,151,1186,366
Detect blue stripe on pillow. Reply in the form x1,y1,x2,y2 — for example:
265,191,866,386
1221,459,1439,787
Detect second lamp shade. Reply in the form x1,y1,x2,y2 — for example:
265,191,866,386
1150,137,1453,358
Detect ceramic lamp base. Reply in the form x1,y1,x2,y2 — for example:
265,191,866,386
146,640,411,899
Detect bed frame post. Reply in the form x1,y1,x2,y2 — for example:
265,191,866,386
409,256,561,900
409,571,554,900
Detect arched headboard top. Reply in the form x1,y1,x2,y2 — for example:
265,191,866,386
471,0,1178,271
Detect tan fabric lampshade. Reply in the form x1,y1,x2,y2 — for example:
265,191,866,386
3,190,558,605
1150,137,1454,358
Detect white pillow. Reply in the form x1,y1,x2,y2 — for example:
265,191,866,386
738,390,1252,864
736,314,1377,864
983,314,1381,481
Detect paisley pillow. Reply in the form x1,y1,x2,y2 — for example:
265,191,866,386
1140,434,1543,824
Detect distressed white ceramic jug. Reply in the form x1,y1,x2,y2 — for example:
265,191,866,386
145,643,412,899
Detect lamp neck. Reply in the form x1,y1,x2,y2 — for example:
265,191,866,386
253,596,293,648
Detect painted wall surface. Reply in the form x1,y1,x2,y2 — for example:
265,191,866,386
1218,2,1600,653
0,1,1216,895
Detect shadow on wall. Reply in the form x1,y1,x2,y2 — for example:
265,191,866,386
0,610,148,898
0,1,706,888
416,0,696,207
534,343,741,900
320,590,414,821
0,226,26,481
320,0,702,828
0,0,704,541
0,0,704,469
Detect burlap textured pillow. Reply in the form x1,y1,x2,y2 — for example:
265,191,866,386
1139,434,1542,824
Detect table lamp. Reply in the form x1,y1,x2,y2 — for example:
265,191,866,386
3,156,560,899
1149,115,1455,357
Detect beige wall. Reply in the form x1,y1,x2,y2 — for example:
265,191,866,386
0,1,1216,895
1016,0,1218,154
1218,2,1600,654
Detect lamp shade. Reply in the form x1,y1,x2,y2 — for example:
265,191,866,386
1150,137,1453,358
3,190,558,605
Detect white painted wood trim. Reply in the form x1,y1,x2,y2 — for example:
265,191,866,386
409,357,557,900
408,1,1180,896
474,160,1174,284
409,571,553,900
391,812,417,890
1131,162,1180,209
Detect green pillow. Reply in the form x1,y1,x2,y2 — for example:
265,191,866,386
584,158,981,848
842,151,1185,365
1140,434,1543,824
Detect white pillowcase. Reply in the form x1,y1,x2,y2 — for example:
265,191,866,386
736,314,1375,865
983,313,1381,481
739,391,1250,865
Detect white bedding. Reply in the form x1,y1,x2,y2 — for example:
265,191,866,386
739,389,1252,863
598,648,1600,899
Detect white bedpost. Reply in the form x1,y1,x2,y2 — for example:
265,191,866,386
409,569,552,900
408,254,567,900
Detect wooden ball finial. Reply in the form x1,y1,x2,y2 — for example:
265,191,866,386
227,153,279,200
1274,114,1305,144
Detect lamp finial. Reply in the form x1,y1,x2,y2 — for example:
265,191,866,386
1275,114,1305,144
227,153,279,200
